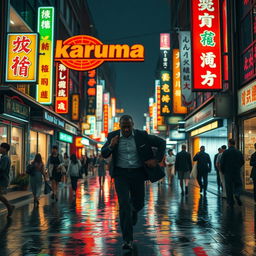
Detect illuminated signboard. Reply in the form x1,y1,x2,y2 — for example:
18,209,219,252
103,104,109,135
96,85,103,121
37,7,55,104
71,94,79,121
160,33,170,70
173,49,187,114
59,132,73,143
84,115,96,135
155,80,163,126
191,0,222,91
86,69,97,115
179,31,193,107
160,71,171,115
55,63,69,113
6,33,38,82
111,98,116,117
54,35,144,71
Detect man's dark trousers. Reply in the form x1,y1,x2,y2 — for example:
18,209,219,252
197,169,208,191
224,172,242,205
114,167,145,242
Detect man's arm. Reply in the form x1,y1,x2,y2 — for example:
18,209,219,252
193,153,199,161
250,153,256,167
147,134,166,162
101,136,112,159
0,156,8,173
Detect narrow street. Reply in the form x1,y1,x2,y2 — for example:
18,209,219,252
0,175,255,256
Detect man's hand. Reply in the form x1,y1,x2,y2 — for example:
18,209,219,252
145,159,158,168
110,135,119,148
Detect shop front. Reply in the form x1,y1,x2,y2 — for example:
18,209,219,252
0,95,29,180
185,98,232,186
238,80,256,192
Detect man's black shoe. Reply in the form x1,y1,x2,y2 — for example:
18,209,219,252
132,211,138,226
122,241,133,250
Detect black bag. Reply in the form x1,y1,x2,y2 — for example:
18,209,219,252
144,165,165,183
44,181,52,194
26,164,35,176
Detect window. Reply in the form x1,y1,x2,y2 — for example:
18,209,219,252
0,125,8,144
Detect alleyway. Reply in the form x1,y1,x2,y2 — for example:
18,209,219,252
0,175,255,256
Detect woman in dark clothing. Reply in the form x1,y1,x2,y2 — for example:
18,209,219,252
250,143,256,203
30,154,46,206
67,154,81,196
46,145,64,201
81,155,89,177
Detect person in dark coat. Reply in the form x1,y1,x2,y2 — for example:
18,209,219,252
214,148,222,190
175,145,192,195
101,115,166,250
220,139,244,207
250,143,256,203
193,146,212,195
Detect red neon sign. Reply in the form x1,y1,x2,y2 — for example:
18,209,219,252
191,0,222,91
55,62,69,113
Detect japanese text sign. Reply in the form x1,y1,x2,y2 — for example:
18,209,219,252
160,34,170,70
179,32,194,107
37,7,55,104
103,104,109,135
96,85,103,121
55,63,69,113
155,80,163,126
160,71,172,116
6,33,38,82
173,49,187,114
191,0,222,91
238,80,256,115
86,69,97,115
71,94,79,121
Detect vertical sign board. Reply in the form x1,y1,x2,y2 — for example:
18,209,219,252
103,104,109,135
179,31,194,107
160,71,172,115
71,94,79,121
86,69,97,115
84,115,96,135
191,0,222,91
155,80,163,126
55,63,69,113
173,49,187,114
37,7,54,104
160,33,170,70
5,33,38,82
111,98,116,117
96,85,103,121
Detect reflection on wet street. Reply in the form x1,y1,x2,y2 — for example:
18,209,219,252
0,175,256,256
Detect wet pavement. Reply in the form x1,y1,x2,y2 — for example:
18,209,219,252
0,174,256,256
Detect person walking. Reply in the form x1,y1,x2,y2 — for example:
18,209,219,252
67,154,81,196
29,153,46,206
175,145,192,195
0,143,15,217
214,148,222,190
216,145,227,198
193,146,212,195
46,145,64,201
98,154,106,188
221,139,244,207
165,149,176,185
101,115,166,250
81,155,89,178
250,143,256,204
62,153,70,186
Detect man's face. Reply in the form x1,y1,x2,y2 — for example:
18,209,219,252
120,119,134,138
0,147,4,154
52,148,58,154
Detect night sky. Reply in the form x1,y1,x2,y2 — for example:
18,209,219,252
87,0,170,129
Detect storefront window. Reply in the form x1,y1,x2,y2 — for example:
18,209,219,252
30,131,37,162
10,127,23,177
0,125,8,144
243,117,256,190
38,132,48,164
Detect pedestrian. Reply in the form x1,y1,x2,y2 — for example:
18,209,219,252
62,153,70,185
101,115,166,250
46,145,64,201
67,154,81,196
81,155,89,177
220,139,244,207
175,145,192,195
0,143,15,218
216,145,227,198
250,143,256,204
97,154,106,188
193,146,211,195
214,148,222,190
165,149,176,185
29,153,46,206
